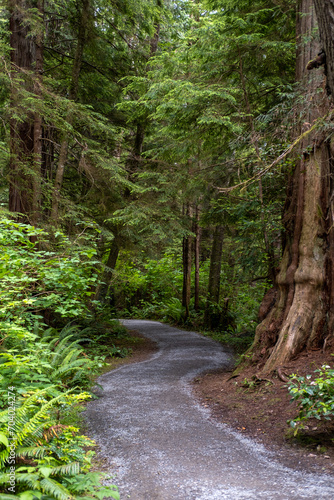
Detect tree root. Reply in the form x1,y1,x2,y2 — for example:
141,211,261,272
277,366,289,383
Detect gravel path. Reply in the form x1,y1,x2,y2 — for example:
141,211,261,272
85,320,334,499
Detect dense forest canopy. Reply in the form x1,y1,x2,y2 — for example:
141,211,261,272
1,0,334,497
1,0,334,362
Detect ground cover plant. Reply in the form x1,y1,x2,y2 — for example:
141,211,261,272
288,363,334,434
0,216,120,499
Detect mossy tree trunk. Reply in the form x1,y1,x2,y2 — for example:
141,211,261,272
251,0,334,373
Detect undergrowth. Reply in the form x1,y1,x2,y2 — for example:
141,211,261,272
0,216,122,500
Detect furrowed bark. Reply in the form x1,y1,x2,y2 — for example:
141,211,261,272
313,0,334,96
250,0,334,373
9,0,43,222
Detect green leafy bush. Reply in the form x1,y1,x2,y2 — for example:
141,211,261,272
0,217,123,499
287,364,334,433
0,217,100,346
0,333,106,407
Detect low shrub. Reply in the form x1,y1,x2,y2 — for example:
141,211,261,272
287,363,334,433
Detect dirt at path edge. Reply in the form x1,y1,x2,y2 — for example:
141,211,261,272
192,351,334,476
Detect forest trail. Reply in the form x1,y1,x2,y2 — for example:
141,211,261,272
85,320,334,500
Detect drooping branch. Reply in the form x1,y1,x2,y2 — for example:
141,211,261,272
217,111,333,194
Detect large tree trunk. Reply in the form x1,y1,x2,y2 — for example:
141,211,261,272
251,0,334,373
9,0,42,221
313,0,334,96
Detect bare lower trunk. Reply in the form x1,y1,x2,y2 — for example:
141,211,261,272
194,205,201,311
255,146,331,372
95,238,120,304
251,0,334,373
204,225,224,329
182,204,192,319
182,237,192,319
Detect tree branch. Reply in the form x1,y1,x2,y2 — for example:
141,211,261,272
217,110,334,193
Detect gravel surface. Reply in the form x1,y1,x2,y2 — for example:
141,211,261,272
85,320,334,499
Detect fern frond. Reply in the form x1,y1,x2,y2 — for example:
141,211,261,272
16,445,47,459
60,348,83,366
51,337,82,367
40,477,72,500
49,462,80,476
0,494,21,500
0,472,40,490
58,324,80,340
0,449,9,468
70,370,86,384
52,360,88,380
17,390,72,444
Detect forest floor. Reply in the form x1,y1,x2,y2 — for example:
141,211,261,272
110,328,334,475
192,351,334,475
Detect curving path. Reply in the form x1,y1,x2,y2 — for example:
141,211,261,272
85,320,334,499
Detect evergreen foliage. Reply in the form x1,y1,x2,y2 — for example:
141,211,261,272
1,0,334,490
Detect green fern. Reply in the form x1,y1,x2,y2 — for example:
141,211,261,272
0,389,119,500
39,477,72,500
0,387,70,466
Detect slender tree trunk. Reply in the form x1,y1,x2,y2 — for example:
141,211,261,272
194,204,201,311
127,1,161,177
204,225,224,329
182,204,192,319
251,0,333,373
51,0,90,223
32,0,44,226
95,238,120,304
150,0,161,54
